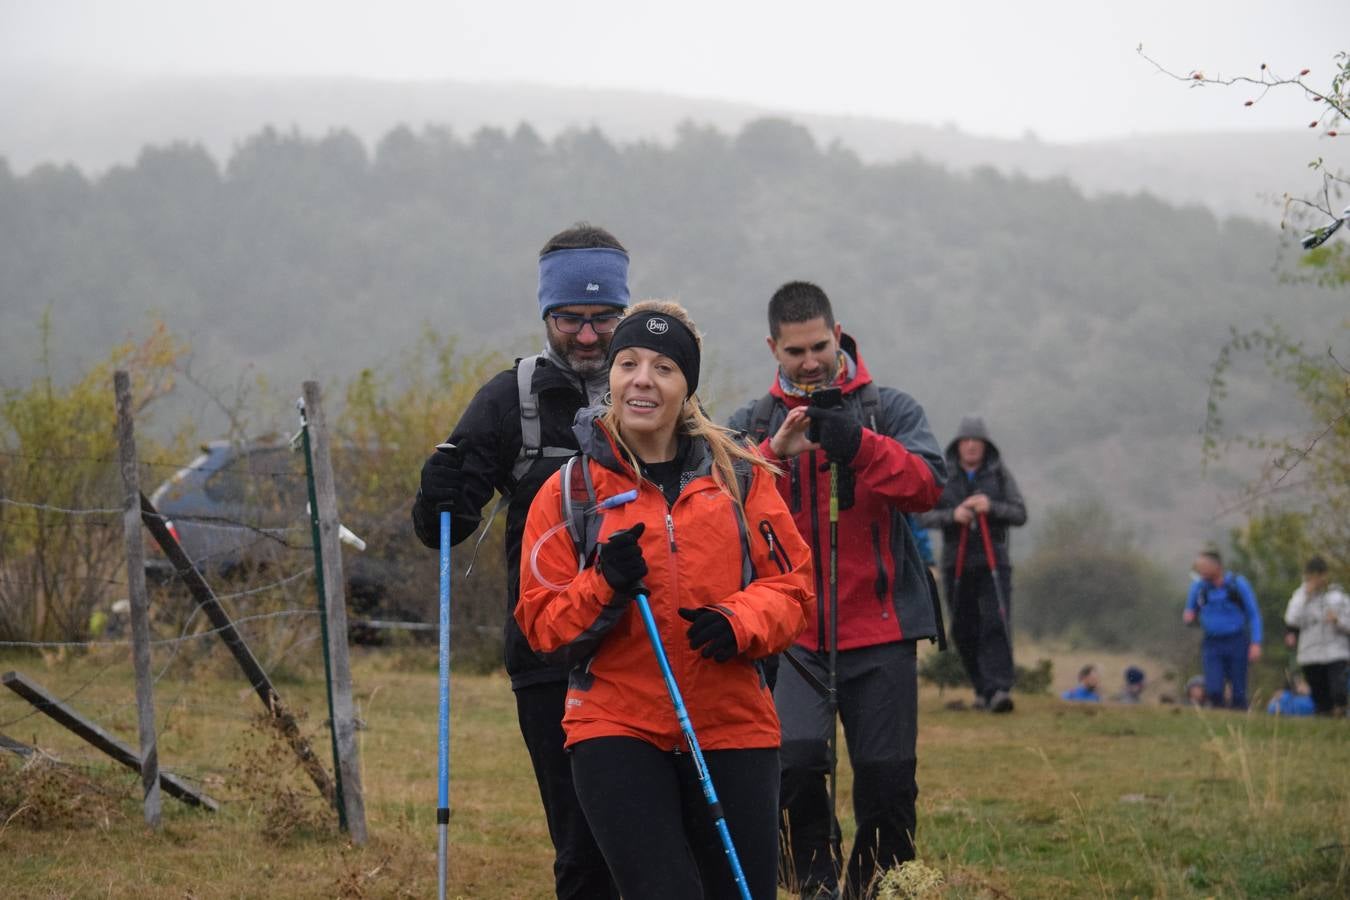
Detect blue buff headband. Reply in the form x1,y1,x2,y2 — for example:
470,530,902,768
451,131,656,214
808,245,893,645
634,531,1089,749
538,247,630,317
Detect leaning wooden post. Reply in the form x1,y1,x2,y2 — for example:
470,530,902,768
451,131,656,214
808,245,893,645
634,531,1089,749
114,370,162,829
300,381,368,844
140,492,335,805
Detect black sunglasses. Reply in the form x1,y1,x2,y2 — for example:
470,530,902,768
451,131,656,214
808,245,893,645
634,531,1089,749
549,312,623,334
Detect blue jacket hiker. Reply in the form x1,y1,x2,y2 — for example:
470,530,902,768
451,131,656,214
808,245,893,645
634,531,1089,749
1060,663,1101,702
1184,550,1263,709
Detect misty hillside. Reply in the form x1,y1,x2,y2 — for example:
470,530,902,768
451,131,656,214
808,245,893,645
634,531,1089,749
1,117,1339,569
0,70,1332,224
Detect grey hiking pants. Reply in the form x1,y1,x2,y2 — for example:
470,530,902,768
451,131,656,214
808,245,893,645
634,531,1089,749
774,640,919,899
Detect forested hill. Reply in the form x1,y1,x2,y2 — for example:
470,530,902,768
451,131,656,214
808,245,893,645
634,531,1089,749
1,118,1337,563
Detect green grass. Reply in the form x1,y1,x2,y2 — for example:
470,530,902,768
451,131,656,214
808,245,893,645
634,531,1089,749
1,646,1346,898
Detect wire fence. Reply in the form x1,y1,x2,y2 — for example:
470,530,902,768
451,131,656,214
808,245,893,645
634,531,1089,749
1,445,329,784
0,423,505,839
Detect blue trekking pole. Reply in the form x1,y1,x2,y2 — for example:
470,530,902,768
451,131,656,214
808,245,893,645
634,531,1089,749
633,590,754,900
434,442,457,900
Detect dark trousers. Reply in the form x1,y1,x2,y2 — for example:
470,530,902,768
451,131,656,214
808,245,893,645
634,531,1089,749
1303,660,1349,715
945,565,1014,698
1201,632,1250,709
775,642,919,900
570,737,780,900
514,682,619,900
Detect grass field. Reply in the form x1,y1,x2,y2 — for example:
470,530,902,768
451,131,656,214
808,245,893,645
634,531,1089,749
2,643,1347,898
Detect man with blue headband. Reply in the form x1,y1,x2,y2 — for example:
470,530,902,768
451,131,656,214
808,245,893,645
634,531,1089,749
413,223,628,898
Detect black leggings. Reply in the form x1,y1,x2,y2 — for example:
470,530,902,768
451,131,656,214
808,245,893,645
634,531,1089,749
571,737,780,900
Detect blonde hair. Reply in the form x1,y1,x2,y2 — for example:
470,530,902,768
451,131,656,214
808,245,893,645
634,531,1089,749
600,299,779,510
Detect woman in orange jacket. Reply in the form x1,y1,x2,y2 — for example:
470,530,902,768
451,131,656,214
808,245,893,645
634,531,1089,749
516,300,814,900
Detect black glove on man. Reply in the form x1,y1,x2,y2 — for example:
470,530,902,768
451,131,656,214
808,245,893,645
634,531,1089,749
598,522,648,594
420,445,465,511
679,607,739,662
805,406,862,464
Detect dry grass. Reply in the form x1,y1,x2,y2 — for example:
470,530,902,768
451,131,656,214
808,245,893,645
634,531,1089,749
1,642,1347,898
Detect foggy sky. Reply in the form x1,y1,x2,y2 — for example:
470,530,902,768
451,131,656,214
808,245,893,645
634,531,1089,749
2,0,1346,141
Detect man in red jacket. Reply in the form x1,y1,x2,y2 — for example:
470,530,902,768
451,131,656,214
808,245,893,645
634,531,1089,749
729,281,946,900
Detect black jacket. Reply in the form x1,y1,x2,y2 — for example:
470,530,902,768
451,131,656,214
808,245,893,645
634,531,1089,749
916,425,1027,571
412,355,592,689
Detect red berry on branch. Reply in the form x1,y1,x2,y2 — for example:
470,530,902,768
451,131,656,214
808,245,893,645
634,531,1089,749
1244,100,1254,106
1299,68,1311,76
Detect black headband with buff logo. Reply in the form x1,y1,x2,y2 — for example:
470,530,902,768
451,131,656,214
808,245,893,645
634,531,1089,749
606,310,700,397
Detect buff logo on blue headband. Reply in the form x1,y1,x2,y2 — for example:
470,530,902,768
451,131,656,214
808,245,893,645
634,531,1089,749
538,248,630,317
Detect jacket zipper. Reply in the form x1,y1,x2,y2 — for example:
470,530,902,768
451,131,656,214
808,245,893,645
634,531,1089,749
758,519,794,574
808,451,824,653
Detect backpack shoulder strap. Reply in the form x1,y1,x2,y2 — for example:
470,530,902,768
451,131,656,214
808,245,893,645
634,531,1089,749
857,382,881,432
733,463,756,589
561,454,601,566
512,354,580,484
749,393,779,444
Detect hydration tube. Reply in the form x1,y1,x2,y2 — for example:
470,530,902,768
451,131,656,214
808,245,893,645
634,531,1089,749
528,489,639,591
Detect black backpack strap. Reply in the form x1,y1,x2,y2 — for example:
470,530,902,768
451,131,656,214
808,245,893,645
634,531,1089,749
749,393,779,444
732,462,757,590
857,382,881,432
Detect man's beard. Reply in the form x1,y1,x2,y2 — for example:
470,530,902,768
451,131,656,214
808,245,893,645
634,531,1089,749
548,331,609,376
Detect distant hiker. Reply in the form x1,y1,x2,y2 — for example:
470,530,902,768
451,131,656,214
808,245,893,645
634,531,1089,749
1183,550,1263,710
1282,555,1350,716
1183,675,1207,707
1112,665,1147,704
411,223,630,898
515,301,813,900
728,281,946,899
918,416,1027,714
1061,664,1101,703
1266,677,1316,717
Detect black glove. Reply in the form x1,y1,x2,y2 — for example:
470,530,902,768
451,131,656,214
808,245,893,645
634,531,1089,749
598,522,648,594
420,446,465,511
805,406,862,464
679,607,739,662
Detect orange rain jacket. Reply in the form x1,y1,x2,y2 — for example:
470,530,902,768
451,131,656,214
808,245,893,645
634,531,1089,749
515,409,814,752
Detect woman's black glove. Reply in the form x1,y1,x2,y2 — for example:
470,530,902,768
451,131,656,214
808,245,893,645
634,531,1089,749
679,607,739,662
420,446,465,511
598,522,648,594
804,406,862,464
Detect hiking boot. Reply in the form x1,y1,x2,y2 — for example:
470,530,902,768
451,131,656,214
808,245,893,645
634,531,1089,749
989,690,1014,713
971,692,990,711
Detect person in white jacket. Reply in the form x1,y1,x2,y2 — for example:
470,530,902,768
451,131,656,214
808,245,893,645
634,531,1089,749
1283,556,1350,716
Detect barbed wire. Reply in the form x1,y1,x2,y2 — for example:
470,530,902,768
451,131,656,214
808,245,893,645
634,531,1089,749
0,574,129,590
0,447,310,478
2,497,313,553
0,497,123,516
0,607,320,651
3,496,310,533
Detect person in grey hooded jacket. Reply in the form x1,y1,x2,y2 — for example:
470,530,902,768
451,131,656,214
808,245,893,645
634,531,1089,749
917,416,1026,712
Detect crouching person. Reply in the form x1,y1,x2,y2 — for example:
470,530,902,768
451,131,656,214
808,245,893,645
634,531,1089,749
515,301,815,900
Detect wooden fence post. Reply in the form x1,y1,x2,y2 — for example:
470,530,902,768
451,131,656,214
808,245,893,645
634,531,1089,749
114,370,162,828
301,380,368,844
